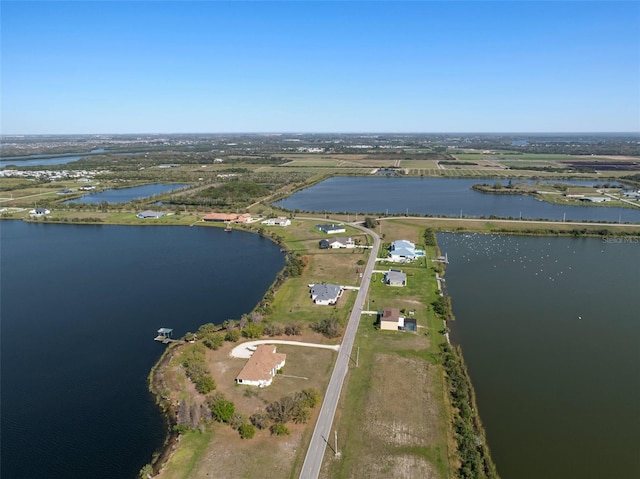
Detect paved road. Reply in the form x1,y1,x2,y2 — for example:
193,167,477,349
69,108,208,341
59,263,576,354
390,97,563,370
299,221,380,479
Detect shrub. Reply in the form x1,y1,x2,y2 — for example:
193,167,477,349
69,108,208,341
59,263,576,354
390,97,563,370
270,422,290,436
229,412,247,431
242,322,264,339
250,412,270,430
203,333,224,350
209,398,235,423
224,329,241,342
284,322,303,336
311,318,341,338
264,322,284,337
239,423,256,439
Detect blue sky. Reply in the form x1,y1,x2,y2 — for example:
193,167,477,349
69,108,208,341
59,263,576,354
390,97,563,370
2,1,638,134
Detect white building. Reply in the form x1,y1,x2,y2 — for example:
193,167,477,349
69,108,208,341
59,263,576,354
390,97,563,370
261,217,291,226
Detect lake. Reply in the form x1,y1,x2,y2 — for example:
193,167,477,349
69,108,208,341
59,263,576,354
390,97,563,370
275,177,640,223
437,233,640,478
0,150,140,168
65,183,191,204
0,221,285,479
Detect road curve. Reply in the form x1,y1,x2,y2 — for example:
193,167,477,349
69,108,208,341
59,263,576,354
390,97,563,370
299,221,380,479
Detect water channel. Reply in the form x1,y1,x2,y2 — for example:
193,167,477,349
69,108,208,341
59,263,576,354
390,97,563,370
437,233,640,478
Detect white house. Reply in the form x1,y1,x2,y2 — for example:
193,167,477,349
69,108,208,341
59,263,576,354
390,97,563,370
389,239,418,262
235,345,286,387
29,208,51,217
261,217,291,226
310,283,343,305
137,210,165,219
319,237,355,249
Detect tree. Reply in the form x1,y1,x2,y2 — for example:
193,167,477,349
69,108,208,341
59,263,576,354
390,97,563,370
264,322,284,337
229,412,248,431
296,389,320,409
203,333,224,350
363,217,378,228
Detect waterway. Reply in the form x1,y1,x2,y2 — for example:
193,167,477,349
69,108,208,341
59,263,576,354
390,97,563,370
275,177,640,223
64,183,191,204
437,233,640,478
0,221,285,479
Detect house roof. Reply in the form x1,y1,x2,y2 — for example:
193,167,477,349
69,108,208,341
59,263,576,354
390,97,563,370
138,210,164,218
236,345,286,383
316,224,346,233
385,270,407,283
381,308,400,323
391,240,415,252
311,283,342,302
203,212,237,221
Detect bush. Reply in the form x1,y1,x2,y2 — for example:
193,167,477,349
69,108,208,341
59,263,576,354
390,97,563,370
209,398,235,423
311,318,341,338
203,333,224,350
224,329,241,342
241,322,264,339
239,423,256,439
270,422,290,436
229,412,247,431
250,412,270,430
284,322,303,336
264,322,284,337
195,375,216,394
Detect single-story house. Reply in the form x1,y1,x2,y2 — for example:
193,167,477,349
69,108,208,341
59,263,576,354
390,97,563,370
203,212,253,223
79,185,95,191
137,210,165,219
29,208,51,217
384,269,407,287
235,344,286,388
57,189,73,195
315,224,346,234
580,197,611,203
319,237,355,249
379,308,417,332
310,283,343,305
389,239,418,262
262,217,291,226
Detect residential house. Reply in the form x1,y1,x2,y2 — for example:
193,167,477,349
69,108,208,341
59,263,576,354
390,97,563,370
384,269,407,287
262,217,291,226
315,224,346,234
137,210,165,219
310,283,343,305
379,308,417,332
580,197,611,203
203,212,252,223
389,239,418,262
319,237,355,249
29,208,51,217
235,345,286,388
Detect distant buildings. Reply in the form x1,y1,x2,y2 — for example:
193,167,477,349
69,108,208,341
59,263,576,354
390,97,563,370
29,208,50,217
203,212,252,223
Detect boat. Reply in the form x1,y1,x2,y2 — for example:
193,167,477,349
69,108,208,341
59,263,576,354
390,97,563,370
224,221,232,232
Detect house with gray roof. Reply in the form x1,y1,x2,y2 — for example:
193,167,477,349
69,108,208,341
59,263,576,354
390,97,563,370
315,224,346,234
384,269,407,287
310,283,343,305
137,210,165,219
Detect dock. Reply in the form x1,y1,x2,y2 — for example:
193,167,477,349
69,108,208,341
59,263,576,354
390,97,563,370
154,327,185,344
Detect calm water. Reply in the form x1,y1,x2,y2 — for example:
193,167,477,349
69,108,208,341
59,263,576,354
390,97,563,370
1,154,87,168
1,221,285,479
437,233,640,478
275,177,640,223
65,183,190,204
